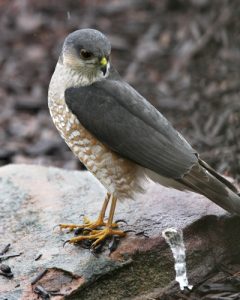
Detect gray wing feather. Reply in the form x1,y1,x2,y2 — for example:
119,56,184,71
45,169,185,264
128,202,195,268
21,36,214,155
65,76,198,179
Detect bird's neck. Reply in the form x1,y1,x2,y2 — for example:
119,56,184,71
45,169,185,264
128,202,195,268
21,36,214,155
59,61,99,87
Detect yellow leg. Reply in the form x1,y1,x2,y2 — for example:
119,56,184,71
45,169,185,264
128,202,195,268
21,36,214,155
59,192,111,231
67,194,126,248
107,194,117,226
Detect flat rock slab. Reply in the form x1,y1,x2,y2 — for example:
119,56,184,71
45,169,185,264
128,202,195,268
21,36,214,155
0,164,239,300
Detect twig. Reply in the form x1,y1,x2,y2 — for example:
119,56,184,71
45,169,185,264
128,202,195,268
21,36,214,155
31,269,48,285
0,252,22,261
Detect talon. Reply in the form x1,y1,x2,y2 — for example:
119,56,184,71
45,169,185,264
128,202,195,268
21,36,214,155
115,219,128,225
56,194,127,253
63,240,70,248
123,229,136,234
109,235,120,254
91,241,105,254
67,227,126,249
135,231,149,238
90,249,99,257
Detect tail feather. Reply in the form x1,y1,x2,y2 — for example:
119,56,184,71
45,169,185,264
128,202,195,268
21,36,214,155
198,158,238,194
178,161,240,215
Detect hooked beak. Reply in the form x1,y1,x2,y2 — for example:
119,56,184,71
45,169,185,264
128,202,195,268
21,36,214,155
100,56,108,75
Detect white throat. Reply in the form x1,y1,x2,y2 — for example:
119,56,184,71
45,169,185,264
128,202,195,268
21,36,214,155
64,62,110,86
48,61,110,103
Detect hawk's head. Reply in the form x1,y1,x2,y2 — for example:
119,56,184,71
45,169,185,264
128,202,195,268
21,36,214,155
62,29,111,81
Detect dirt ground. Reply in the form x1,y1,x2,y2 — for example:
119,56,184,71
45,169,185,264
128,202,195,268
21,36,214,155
0,0,240,299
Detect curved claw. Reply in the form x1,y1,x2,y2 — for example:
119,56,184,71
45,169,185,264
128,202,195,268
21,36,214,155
135,231,149,238
59,220,126,253
123,229,136,234
115,219,128,225
90,240,106,255
63,240,70,248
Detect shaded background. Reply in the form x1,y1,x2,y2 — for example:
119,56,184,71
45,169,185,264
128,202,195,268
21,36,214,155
0,0,239,181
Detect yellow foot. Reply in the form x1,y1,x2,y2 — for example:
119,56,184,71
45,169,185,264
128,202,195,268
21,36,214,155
59,216,119,233
66,227,126,249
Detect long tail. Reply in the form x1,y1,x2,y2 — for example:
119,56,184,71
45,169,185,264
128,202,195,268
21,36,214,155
178,158,240,214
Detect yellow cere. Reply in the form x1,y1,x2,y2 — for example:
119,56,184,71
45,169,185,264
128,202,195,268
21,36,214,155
100,57,107,66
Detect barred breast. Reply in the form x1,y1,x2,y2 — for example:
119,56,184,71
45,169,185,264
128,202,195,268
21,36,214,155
48,63,145,200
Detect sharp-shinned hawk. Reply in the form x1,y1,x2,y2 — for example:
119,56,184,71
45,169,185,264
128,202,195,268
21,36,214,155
48,29,240,249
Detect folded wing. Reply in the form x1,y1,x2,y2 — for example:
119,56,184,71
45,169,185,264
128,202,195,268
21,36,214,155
65,74,198,179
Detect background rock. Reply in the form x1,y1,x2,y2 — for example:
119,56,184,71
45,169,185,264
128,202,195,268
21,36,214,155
0,164,240,299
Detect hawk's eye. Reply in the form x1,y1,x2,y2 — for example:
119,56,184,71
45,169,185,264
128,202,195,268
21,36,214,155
80,49,93,59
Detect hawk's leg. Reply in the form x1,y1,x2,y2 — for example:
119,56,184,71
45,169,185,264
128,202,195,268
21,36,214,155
59,192,113,231
66,194,126,248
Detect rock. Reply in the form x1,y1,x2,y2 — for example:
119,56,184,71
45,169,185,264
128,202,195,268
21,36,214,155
0,164,239,300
